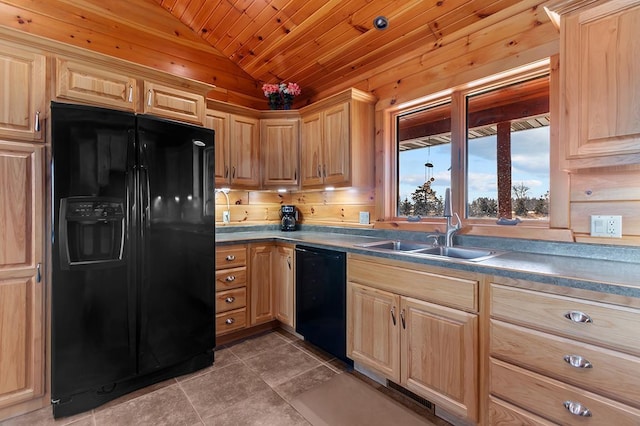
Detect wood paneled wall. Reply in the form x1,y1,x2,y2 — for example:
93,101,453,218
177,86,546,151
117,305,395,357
214,187,375,228
570,168,640,245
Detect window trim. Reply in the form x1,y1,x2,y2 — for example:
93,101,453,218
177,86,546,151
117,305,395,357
382,59,555,229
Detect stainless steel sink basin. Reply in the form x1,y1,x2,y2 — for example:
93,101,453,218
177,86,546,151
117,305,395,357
355,240,503,261
355,240,435,252
413,246,500,261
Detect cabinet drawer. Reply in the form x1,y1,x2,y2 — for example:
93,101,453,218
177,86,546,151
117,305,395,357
215,267,247,291
489,397,555,426
215,308,247,335
491,319,640,408
216,288,246,314
491,284,640,356
216,246,247,269
490,359,640,426
348,257,478,312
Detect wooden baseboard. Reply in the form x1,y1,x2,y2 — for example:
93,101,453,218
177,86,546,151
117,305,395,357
214,320,280,346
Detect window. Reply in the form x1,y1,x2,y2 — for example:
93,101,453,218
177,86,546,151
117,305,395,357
395,63,550,222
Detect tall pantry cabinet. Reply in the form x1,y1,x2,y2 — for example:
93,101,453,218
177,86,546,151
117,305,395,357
0,39,47,419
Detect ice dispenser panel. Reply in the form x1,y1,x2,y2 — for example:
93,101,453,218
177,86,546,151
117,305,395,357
59,197,125,269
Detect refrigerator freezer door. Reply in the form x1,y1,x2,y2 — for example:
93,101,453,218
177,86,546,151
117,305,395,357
51,102,138,400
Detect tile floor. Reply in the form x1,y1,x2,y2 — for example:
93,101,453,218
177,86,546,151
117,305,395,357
1,329,449,426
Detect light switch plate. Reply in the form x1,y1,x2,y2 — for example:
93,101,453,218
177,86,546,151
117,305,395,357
590,215,622,238
359,211,370,225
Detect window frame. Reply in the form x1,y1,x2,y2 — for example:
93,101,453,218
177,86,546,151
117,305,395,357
383,59,555,228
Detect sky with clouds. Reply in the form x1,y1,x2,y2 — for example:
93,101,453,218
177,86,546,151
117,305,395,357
398,126,550,205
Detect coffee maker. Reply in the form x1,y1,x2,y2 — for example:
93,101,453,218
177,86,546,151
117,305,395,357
280,205,298,231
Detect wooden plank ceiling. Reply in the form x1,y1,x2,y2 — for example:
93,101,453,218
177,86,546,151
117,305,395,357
0,0,534,108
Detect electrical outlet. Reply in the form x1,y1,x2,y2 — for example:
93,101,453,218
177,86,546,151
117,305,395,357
222,210,230,223
590,215,622,238
359,211,370,224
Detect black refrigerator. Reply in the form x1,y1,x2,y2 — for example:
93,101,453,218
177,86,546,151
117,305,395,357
50,102,215,418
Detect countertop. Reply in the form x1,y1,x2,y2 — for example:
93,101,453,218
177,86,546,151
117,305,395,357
215,227,640,300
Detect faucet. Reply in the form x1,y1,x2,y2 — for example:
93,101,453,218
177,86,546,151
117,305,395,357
443,187,462,247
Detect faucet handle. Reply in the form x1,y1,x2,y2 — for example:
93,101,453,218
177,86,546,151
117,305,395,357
453,212,463,230
426,234,441,246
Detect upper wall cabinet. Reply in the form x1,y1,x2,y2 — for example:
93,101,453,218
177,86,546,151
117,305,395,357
0,41,46,142
55,57,208,125
143,81,205,125
207,109,231,186
229,114,260,188
557,1,640,169
300,89,376,189
261,118,299,188
55,57,137,112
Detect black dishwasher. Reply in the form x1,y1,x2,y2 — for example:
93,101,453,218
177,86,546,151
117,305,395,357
295,245,351,364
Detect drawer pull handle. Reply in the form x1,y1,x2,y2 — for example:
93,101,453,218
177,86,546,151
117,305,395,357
564,311,593,324
225,297,235,303
563,401,592,417
400,308,406,329
391,306,396,326
225,318,235,325
225,276,236,282
563,354,593,369
226,255,236,261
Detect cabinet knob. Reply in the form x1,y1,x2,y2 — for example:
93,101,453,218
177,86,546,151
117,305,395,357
225,275,236,282
563,401,592,417
225,296,235,303
226,255,236,261
563,354,593,369
225,318,235,325
564,310,593,324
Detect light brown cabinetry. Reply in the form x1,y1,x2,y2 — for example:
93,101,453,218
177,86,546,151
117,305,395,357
248,243,274,325
347,254,479,422
142,81,205,125
489,281,640,425
215,245,248,335
273,244,295,327
0,42,46,142
300,89,375,188
0,141,45,416
261,119,299,188
557,1,640,168
207,109,231,186
55,57,137,111
56,58,206,125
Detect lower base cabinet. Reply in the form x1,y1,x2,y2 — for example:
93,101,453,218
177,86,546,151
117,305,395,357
489,279,640,425
347,254,479,422
273,244,295,328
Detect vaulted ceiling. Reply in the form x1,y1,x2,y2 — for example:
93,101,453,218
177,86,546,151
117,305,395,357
0,0,547,108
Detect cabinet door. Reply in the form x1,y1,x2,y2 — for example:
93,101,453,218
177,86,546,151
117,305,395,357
249,244,274,325
347,282,401,381
0,43,46,141
206,110,230,186
0,141,44,411
261,119,299,188
229,114,260,188
300,112,324,187
143,81,205,125
561,3,640,166
55,57,136,111
322,102,350,185
401,296,478,421
273,245,295,327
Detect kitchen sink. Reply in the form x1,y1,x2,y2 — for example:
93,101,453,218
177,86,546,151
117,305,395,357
355,240,435,252
355,240,503,261
413,246,501,261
